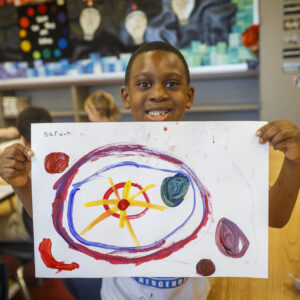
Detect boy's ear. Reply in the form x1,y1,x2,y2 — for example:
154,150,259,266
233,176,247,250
120,86,131,109
185,86,195,109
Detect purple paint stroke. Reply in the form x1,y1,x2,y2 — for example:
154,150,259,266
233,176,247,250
52,143,212,265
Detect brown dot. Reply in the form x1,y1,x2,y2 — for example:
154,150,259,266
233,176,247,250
196,259,215,276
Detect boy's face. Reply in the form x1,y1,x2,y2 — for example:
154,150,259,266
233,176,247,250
121,50,194,121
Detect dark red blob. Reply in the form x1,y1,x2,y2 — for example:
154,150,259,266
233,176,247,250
44,152,69,174
131,2,137,10
37,3,47,14
118,199,130,211
38,238,79,272
27,7,35,17
215,218,249,258
164,126,168,131
196,259,215,276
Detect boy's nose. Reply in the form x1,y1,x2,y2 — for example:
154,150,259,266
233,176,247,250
149,85,167,102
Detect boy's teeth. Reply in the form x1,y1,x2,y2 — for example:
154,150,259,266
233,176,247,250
148,110,168,116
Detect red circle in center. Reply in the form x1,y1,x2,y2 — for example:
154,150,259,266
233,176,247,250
118,199,130,211
103,182,150,219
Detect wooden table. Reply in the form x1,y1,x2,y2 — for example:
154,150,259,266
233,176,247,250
207,148,300,300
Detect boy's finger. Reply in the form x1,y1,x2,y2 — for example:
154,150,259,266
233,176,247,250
257,125,279,144
3,159,28,171
256,122,273,137
4,149,28,163
2,167,23,178
268,129,297,146
5,143,34,160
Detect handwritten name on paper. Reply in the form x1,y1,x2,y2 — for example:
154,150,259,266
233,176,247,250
44,130,71,137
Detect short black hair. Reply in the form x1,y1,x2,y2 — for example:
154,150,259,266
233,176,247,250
125,41,190,86
16,106,52,144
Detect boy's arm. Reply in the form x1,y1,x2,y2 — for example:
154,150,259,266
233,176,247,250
0,143,34,217
256,120,300,228
0,127,20,139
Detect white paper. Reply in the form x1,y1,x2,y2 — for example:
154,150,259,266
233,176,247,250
31,121,268,278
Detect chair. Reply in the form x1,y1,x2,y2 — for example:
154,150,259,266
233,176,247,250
0,192,34,300
0,241,34,300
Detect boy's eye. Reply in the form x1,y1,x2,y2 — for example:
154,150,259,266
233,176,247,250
138,81,151,88
165,81,179,88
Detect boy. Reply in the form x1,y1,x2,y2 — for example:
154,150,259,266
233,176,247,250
0,42,299,300
0,126,19,140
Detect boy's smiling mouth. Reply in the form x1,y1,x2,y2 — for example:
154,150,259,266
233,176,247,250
146,108,172,120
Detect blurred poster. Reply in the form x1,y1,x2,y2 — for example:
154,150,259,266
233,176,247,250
18,1,71,61
1,0,241,62
283,47,300,58
283,32,300,46
293,75,300,87
283,17,300,30
283,3,300,15
282,61,300,73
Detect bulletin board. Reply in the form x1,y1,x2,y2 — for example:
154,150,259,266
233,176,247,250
0,0,250,63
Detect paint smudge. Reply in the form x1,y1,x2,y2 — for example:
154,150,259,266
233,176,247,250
38,238,79,272
103,181,151,220
215,218,249,258
44,152,69,174
161,173,190,207
163,126,168,131
196,258,215,276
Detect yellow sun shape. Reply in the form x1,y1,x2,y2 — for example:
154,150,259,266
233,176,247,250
80,177,167,247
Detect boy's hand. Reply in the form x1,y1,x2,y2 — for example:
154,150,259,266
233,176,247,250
0,143,34,187
256,120,300,161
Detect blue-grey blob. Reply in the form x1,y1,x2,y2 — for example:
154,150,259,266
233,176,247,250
160,173,190,207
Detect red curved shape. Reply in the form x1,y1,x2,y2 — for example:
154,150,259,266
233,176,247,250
38,238,79,272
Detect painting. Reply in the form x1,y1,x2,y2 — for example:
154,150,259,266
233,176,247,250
17,1,71,61
31,121,268,278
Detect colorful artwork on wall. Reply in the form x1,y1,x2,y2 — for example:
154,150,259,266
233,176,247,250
17,0,70,61
1,0,256,65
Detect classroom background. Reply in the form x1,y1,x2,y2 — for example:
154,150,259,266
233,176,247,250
0,0,299,299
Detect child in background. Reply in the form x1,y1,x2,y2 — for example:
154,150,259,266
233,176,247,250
0,127,19,140
84,90,121,122
0,42,299,300
0,127,20,154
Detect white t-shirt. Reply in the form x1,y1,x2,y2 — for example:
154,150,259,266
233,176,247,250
101,277,212,300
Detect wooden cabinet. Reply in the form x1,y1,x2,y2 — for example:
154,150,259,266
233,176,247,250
0,64,259,127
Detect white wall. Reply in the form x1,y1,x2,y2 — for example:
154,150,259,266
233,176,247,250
260,0,300,127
